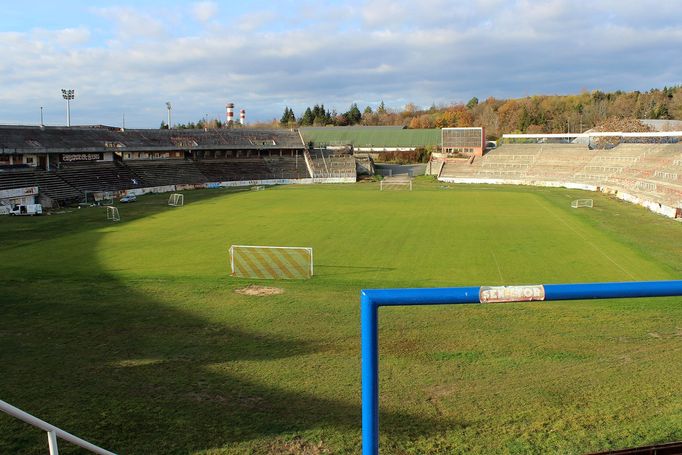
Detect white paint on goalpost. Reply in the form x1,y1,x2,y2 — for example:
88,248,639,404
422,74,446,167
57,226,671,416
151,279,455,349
380,176,412,191
229,245,313,279
571,199,593,208
106,206,120,222
168,193,184,207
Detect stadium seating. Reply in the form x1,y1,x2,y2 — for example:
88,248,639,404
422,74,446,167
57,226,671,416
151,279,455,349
263,156,310,180
56,162,143,192
440,143,682,209
307,150,356,178
0,168,82,203
125,160,208,187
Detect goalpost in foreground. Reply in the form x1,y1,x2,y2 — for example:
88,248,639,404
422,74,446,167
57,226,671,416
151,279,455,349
571,198,593,208
229,245,313,279
168,193,184,207
106,206,120,222
360,280,682,455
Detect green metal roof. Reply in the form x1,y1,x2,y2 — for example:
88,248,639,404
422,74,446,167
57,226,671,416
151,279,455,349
300,126,441,148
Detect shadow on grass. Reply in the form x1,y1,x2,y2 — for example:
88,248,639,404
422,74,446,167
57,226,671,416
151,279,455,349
0,189,461,454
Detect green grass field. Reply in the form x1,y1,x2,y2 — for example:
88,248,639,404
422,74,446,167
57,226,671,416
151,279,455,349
1,180,681,454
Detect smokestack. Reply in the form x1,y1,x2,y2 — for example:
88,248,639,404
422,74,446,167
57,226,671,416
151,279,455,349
226,103,234,125
240,109,245,125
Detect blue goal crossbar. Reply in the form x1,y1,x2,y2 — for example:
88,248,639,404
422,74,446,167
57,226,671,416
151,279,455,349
361,280,682,455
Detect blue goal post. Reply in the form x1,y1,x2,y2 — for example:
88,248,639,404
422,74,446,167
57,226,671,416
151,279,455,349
360,280,682,455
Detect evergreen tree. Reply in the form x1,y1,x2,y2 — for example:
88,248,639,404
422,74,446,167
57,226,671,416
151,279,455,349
377,100,387,114
300,107,314,126
346,103,362,124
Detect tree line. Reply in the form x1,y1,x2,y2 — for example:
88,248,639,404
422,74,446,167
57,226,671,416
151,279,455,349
279,86,682,139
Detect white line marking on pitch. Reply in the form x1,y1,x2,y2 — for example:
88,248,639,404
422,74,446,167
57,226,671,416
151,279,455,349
536,200,637,280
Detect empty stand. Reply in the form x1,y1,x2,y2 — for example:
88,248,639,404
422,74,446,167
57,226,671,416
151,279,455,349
125,160,207,187
0,168,81,203
440,143,682,209
308,150,356,178
56,162,143,192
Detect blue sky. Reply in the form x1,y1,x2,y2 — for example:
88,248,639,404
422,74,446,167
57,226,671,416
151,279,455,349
1,1,681,128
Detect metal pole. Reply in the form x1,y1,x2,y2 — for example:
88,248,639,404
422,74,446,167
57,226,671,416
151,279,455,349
360,293,379,455
67,99,71,127
48,430,59,455
0,399,116,455
40,107,44,126
360,280,682,455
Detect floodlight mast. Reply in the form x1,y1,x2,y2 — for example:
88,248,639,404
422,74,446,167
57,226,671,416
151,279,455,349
166,102,172,129
61,89,74,127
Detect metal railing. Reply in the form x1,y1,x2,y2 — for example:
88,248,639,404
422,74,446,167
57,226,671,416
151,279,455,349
0,399,116,455
360,280,682,455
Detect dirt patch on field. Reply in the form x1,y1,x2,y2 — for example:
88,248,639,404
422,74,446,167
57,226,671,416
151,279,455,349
235,285,284,296
265,436,329,454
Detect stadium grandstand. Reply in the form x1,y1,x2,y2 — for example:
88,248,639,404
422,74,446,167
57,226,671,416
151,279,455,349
436,133,682,219
0,125,358,209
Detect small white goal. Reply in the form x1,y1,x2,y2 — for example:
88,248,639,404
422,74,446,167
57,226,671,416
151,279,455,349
380,177,412,191
106,206,120,222
251,185,265,191
571,199,593,208
168,193,184,207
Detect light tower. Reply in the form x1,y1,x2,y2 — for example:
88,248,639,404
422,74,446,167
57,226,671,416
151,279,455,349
61,89,74,127
240,109,246,125
166,102,172,129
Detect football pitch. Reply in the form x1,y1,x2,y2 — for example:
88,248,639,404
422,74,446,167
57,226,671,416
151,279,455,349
1,180,680,454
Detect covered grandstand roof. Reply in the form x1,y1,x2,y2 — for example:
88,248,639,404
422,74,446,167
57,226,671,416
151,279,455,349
300,126,441,149
0,125,305,154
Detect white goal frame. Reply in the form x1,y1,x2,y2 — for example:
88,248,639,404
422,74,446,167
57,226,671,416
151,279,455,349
106,206,120,222
251,185,265,191
380,180,412,191
168,193,184,207
571,198,593,208
229,245,314,279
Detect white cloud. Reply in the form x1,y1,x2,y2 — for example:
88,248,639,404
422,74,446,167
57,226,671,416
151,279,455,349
3,1,682,126
92,7,166,39
192,1,218,23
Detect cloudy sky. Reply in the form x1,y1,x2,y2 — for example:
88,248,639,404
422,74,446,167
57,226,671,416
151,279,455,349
1,0,681,127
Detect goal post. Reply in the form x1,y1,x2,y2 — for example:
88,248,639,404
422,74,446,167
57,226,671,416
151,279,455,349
168,193,184,207
360,280,682,455
229,245,313,279
380,179,412,191
106,206,120,222
101,192,114,205
571,198,593,208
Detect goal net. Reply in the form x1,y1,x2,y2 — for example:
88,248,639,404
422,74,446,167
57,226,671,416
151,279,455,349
229,245,313,279
168,193,184,207
380,177,412,191
571,199,593,208
106,206,120,222
101,192,114,205
251,185,265,191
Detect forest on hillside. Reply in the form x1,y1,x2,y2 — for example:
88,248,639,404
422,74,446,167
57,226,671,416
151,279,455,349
277,87,682,139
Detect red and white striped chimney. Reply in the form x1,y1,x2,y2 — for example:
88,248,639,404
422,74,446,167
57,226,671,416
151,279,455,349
226,103,234,124
239,109,245,125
